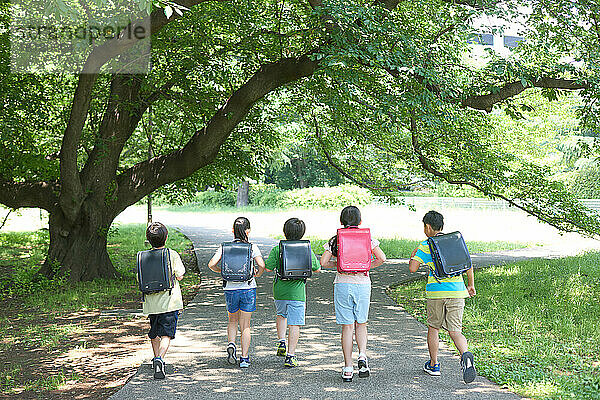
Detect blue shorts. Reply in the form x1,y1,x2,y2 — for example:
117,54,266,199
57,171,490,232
334,283,371,325
274,300,306,326
225,288,257,313
148,310,179,339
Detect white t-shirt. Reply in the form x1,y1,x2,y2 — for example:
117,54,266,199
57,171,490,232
141,249,186,315
323,237,380,285
214,243,262,290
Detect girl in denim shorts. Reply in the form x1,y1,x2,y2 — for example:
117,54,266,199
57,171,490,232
320,206,387,382
208,217,266,368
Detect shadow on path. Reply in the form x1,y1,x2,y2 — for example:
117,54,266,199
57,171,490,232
110,225,523,400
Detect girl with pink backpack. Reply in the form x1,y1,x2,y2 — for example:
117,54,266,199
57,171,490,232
320,206,387,382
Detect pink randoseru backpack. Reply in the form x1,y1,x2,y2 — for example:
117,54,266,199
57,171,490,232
337,227,372,273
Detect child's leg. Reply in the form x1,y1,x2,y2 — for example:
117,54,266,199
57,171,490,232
227,311,240,344
276,315,287,341
448,331,468,354
151,337,160,357
445,298,467,355
427,326,440,365
238,311,252,358
157,336,171,358
354,321,368,357
341,324,354,367
287,325,300,355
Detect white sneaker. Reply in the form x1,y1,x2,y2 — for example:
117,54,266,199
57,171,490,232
341,366,353,382
358,358,370,378
227,343,237,365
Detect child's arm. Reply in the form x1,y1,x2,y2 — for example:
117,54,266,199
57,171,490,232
311,251,322,273
320,250,337,269
254,256,266,277
207,249,222,273
371,246,387,268
408,247,421,273
408,259,421,273
466,267,476,297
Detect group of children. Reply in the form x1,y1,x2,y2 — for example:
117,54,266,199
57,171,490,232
140,206,477,384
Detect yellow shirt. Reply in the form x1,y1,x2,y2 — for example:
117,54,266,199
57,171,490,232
141,248,186,315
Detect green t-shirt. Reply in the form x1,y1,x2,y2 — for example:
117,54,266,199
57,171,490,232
265,244,321,302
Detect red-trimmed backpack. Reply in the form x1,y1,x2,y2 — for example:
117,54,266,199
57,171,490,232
336,227,372,273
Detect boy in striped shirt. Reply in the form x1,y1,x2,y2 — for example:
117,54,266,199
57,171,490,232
409,210,477,383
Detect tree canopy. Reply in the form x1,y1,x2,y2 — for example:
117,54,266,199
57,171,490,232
1,0,599,280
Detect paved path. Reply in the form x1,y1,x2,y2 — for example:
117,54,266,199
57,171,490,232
109,225,549,400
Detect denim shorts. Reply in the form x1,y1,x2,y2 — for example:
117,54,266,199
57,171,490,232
334,283,371,325
274,300,306,326
224,288,257,313
148,310,179,339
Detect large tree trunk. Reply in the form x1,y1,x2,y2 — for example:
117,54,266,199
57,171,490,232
40,205,118,282
236,181,250,208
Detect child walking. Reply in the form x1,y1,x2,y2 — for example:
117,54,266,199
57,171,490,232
320,206,387,382
264,218,321,367
139,222,186,379
409,210,477,383
208,217,266,368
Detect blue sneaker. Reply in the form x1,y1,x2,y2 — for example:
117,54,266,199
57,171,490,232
239,356,250,368
461,352,476,383
423,360,440,376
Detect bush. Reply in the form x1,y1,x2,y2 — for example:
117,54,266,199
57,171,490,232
277,185,372,209
191,184,373,209
249,184,285,207
193,190,237,207
568,164,600,198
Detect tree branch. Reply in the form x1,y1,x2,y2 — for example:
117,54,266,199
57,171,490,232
462,77,588,112
314,116,422,191
58,0,231,223
0,181,58,212
80,74,146,198
0,209,14,231
409,116,591,233
112,54,319,216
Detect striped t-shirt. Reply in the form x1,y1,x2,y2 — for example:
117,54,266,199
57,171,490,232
411,239,469,299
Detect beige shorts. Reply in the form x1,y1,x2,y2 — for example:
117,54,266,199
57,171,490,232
426,298,465,332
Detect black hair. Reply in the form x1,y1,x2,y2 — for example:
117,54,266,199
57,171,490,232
146,222,168,248
233,216,251,243
328,205,362,257
423,210,444,231
283,218,306,241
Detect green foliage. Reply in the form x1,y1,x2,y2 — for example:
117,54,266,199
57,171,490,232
278,184,372,208
264,147,345,189
391,253,600,399
0,231,66,300
2,0,600,246
193,190,237,208
568,164,600,199
193,184,372,209
435,182,486,198
0,224,197,310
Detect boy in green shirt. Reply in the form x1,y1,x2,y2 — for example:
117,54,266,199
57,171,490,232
265,218,321,368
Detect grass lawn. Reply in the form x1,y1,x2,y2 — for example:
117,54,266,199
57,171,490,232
389,253,600,400
0,224,201,398
281,236,531,258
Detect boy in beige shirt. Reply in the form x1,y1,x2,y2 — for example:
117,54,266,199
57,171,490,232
139,222,186,379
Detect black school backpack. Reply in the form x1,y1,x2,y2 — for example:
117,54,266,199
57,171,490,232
427,231,472,280
137,248,174,298
278,240,313,281
221,241,254,282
